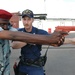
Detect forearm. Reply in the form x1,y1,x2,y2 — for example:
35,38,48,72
12,41,27,49
0,31,59,45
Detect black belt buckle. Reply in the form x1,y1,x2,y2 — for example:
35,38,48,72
25,59,34,64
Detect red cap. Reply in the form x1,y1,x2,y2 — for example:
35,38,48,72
0,9,12,21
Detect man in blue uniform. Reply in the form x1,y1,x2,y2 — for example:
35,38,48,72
12,9,65,75
0,9,17,75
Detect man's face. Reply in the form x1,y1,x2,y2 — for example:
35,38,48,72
0,21,9,30
22,16,34,30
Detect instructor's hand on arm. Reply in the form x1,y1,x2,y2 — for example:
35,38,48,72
12,41,27,49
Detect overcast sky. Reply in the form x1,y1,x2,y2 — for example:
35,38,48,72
0,0,75,18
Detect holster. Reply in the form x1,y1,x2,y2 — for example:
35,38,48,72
13,62,19,75
37,55,47,66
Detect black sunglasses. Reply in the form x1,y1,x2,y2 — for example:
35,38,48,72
0,23,9,26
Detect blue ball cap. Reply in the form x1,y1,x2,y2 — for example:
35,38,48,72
22,9,34,18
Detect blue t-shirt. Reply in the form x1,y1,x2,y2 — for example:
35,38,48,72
18,26,49,72
18,26,49,60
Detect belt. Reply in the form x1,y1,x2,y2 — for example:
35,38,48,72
20,56,43,67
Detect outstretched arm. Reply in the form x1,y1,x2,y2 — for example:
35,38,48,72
0,30,66,46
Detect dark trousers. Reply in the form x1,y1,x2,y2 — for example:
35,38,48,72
18,71,27,75
18,71,46,75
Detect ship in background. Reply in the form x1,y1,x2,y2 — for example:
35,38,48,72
10,12,75,34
